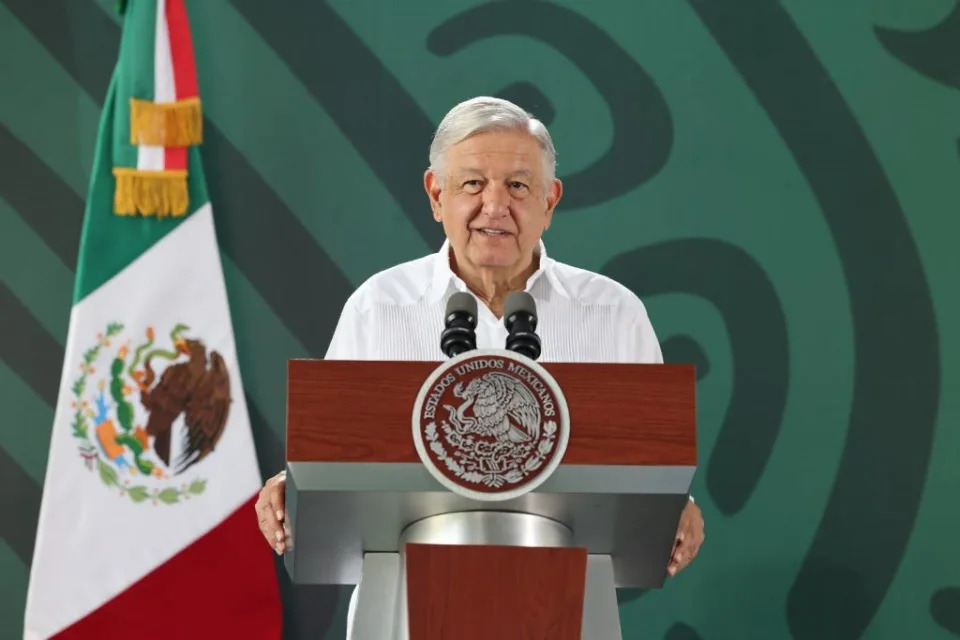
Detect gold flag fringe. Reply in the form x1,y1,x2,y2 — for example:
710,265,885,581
113,169,189,217
129,97,202,146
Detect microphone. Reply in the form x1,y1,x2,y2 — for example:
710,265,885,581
441,292,478,357
503,292,541,361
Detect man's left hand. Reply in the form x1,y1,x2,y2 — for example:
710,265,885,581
667,499,704,577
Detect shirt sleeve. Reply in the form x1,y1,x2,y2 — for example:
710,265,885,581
630,302,663,364
324,292,368,360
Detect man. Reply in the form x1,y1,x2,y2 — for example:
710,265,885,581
256,97,704,579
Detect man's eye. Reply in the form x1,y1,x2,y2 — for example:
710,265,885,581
509,181,528,191
463,180,482,190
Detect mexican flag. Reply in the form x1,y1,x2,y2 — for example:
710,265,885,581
23,1,281,637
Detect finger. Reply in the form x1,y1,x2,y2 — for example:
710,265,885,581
283,522,294,550
257,502,284,551
672,529,685,553
257,512,281,545
669,546,690,573
673,533,689,555
268,483,285,523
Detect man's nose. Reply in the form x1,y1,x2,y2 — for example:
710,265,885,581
480,182,510,217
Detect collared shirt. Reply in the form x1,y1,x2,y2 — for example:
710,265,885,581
325,241,662,363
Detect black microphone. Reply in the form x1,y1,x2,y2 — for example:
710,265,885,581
441,292,478,357
503,292,541,361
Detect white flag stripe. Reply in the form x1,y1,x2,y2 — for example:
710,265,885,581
136,0,174,171
153,0,175,103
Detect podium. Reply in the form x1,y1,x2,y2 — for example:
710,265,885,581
284,358,696,639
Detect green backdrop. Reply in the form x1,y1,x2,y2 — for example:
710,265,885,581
1,1,958,638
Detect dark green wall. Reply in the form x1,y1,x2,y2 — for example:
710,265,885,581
1,1,958,638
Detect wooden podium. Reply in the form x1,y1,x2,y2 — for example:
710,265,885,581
284,359,696,639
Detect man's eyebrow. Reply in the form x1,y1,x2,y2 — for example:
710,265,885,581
450,169,535,180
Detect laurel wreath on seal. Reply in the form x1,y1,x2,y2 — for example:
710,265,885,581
424,419,558,488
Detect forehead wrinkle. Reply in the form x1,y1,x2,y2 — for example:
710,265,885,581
450,167,538,179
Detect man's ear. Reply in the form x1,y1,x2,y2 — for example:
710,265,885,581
543,178,563,230
424,169,443,222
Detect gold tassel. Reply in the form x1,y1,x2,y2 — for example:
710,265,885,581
113,168,189,217
129,97,202,146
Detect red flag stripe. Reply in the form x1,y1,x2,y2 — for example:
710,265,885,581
164,145,188,171
164,0,197,171
165,0,199,99
54,495,282,639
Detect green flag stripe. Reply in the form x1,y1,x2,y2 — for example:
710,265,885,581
112,0,157,171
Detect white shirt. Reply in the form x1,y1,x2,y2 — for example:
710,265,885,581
326,240,663,638
325,241,662,363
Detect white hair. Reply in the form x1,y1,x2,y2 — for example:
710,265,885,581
428,96,557,186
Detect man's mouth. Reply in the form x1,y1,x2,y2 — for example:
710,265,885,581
475,228,510,237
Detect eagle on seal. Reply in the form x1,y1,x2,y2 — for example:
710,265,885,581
136,335,231,473
448,372,541,443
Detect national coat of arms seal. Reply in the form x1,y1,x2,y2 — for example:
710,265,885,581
69,322,231,505
412,349,570,501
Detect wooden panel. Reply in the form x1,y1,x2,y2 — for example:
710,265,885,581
405,543,587,640
287,359,695,465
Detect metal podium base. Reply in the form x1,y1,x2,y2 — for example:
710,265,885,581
347,512,623,640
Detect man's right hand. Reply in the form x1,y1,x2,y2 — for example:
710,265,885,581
255,470,290,554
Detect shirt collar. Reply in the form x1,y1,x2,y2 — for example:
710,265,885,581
427,239,568,303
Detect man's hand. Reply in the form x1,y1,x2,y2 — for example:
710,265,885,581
255,470,290,554
667,499,704,577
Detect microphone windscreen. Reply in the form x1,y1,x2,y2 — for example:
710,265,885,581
446,291,478,321
503,291,537,322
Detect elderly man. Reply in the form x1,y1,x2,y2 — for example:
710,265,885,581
256,97,704,580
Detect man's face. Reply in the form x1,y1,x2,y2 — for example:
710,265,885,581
424,130,562,277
